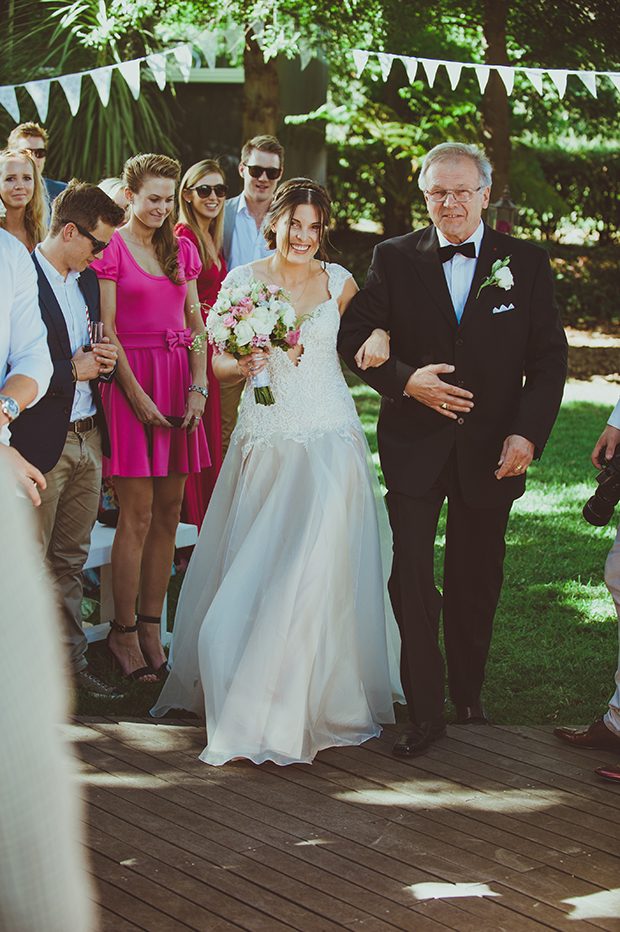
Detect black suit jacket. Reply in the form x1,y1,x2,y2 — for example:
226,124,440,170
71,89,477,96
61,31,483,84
337,223,568,508
10,254,112,474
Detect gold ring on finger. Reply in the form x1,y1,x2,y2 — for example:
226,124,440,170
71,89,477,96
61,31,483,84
441,402,448,410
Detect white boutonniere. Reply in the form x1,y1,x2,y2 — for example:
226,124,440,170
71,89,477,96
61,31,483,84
477,256,514,299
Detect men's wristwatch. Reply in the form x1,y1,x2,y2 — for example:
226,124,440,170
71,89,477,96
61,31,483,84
0,395,20,423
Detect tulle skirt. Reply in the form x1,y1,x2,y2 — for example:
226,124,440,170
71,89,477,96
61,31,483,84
151,425,403,766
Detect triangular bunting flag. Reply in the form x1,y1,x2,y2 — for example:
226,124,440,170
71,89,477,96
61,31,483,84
250,20,264,51
299,40,314,72
197,33,218,70
147,53,168,91
495,65,515,95
523,68,544,95
173,44,193,82
420,58,440,87
400,56,418,84
223,27,243,57
352,49,370,78
90,65,114,107
577,71,597,97
24,79,51,122
117,59,141,99
444,61,463,90
606,72,620,93
377,53,394,81
58,72,82,116
547,69,568,98
472,64,490,93
0,86,20,122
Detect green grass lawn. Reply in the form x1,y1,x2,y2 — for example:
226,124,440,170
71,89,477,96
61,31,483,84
79,376,620,727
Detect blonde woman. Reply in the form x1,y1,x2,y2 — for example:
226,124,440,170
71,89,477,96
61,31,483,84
92,153,210,683
0,149,47,251
175,159,228,524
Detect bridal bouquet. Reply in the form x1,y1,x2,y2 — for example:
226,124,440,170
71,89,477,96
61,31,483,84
202,277,301,406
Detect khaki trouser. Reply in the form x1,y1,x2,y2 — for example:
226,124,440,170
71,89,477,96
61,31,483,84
35,427,102,674
220,379,245,456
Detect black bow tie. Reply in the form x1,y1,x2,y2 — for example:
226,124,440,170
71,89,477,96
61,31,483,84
437,242,477,263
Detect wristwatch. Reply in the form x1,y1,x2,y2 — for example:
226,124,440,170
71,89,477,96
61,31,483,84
0,394,20,423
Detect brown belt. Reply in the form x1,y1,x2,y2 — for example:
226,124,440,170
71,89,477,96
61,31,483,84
69,416,96,433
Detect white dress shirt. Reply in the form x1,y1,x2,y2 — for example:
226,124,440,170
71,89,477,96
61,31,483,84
437,220,485,323
229,192,272,270
0,230,53,445
35,245,96,421
608,400,620,430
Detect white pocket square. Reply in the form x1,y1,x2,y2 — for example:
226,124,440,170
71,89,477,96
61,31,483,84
492,303,515,314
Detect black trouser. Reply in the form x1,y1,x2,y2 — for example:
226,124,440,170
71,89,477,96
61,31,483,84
386,451,512,724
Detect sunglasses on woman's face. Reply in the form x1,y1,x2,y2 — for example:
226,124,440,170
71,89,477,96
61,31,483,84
188,184,228,199
243,164,282,180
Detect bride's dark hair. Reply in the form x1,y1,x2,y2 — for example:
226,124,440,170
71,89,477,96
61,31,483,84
263,178,332,263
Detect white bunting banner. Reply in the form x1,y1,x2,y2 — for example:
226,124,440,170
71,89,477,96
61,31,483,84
473,64,490,93
58,72,82,116
578,71,597,97
117,59,141,100
24,79,51,122
378,53,395,81
173,44,193,81
197,33,219,70
400,56,418,84
352,49,370,78
523,68,544,95
445,61,463,90
299,40,314,72
349,48,620,101
90,65,114,107
147,53,168,91
0,86,20,122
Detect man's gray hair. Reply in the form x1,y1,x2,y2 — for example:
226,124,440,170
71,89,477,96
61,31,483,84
418,143,493,191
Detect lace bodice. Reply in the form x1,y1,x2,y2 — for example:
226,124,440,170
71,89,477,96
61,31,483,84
224,263,360,453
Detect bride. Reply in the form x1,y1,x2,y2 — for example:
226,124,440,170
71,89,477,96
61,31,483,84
151,178,403,765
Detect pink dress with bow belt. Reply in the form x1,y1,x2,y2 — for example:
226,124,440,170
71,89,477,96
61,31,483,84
92,231,211,477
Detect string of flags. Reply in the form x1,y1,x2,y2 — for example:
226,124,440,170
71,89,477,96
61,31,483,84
352,48,620,98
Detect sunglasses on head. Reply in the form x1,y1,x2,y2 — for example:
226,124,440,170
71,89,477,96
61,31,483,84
187,183,228,199
61,219,110,255
21,147,46,159
243,164,282,180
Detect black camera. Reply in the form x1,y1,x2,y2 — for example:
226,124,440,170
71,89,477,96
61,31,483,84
583,449,620,526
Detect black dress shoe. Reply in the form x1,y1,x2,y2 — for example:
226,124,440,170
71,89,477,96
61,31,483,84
455,701,488,725
392,717,447,757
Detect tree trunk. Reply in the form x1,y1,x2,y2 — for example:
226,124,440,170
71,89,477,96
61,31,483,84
481,0,511,200
242,32,279,143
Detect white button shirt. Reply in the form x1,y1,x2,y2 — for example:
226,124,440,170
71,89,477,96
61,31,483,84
35,245,96,421
229,192,272,270
437,220,485,323
0,230,53,445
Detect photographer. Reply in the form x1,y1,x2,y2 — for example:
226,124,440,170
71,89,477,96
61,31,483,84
554,400,620,780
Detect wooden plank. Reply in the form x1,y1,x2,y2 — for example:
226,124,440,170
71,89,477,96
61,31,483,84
72,720,616,930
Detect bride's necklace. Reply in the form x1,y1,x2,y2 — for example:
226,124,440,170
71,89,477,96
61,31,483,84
267,257,312,307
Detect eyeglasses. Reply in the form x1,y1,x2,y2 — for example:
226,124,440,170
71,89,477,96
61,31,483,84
425,187,483,203
243,164,282,180
187,183,228,199
21,147,46,160
61,219,110,254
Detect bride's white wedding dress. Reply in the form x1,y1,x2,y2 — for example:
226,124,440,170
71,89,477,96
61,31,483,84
151,262,403,765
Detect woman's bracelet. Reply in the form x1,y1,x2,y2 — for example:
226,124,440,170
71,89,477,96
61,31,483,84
188,384,208,399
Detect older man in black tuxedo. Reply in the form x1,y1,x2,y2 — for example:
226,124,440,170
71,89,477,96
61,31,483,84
338,143,567,756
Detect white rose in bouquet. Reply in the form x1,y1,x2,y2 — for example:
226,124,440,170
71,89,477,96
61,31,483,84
234,319,255,346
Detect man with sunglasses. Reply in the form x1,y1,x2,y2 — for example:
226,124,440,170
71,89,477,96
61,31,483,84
8,121,67,205
339,142,567,756
10,180,126,699
220,134,284,452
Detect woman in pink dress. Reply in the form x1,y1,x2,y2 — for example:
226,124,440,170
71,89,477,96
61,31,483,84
93,153,210,682
175,159,227,526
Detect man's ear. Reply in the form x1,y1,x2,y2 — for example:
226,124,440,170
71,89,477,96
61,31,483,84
238,161,245,179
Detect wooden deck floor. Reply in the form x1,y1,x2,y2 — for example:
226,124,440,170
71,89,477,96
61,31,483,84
65,717,620,932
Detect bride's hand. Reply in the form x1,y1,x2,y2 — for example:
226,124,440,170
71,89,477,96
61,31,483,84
238,350,269,380
354,329,390,370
